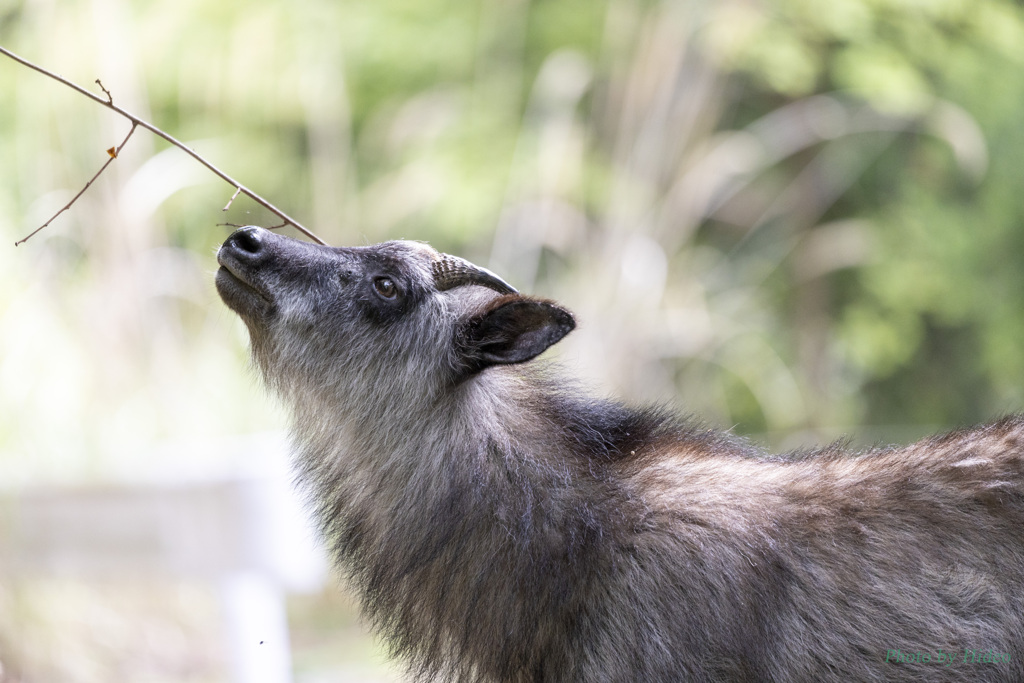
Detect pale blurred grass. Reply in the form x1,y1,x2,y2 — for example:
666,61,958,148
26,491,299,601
0,579,225,683
0,580,401,683
288,589,403,683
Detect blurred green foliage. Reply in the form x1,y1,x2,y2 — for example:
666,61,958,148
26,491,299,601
2,0,1024,483
716,0,1024,436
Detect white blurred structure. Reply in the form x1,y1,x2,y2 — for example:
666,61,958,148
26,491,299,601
0,432,327,683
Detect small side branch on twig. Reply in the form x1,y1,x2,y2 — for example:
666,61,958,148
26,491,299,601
219,220,288,230
95,78,113,105
0,44,327,246
223,186,242,212
15,123,139,246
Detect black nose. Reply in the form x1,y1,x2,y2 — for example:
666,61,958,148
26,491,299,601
225,226,265,255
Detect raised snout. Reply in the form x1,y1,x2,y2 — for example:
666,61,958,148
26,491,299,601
222,224,264,256
216,226,347,319
218,225,273,270
215,226,279,315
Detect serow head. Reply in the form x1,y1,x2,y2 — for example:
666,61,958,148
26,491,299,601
215,226,575,394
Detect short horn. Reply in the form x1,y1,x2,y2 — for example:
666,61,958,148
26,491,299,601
432,254,517,295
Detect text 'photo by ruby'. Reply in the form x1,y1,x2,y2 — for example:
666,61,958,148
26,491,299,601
886,649,1013,666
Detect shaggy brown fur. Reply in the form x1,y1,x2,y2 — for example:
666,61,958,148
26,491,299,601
216,226,1024,682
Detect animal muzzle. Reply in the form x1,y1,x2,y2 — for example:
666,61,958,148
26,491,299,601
215,226,284,313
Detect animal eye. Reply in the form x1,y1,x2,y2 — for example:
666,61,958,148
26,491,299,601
373,276,399,299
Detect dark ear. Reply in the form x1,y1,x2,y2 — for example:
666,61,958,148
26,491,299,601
461,297,575,371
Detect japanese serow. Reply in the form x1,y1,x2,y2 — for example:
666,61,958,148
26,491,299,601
216,226,1024,683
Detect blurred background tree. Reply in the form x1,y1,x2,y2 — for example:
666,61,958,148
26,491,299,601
2,0,1024,678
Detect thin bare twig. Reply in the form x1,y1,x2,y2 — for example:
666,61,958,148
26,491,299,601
223,186,242,212
15,123,139,246
0,44,327,246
